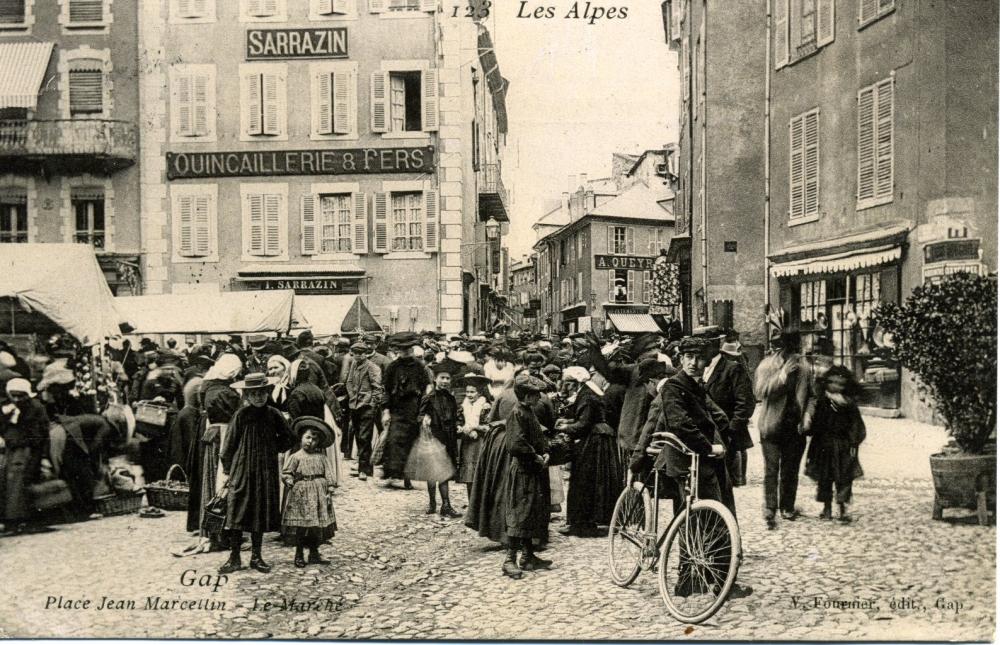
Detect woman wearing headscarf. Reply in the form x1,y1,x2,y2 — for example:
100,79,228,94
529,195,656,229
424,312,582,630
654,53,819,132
556,366,624,537
267,355,291,411
1,378,50,533
185,354,242,540
169,377,203,473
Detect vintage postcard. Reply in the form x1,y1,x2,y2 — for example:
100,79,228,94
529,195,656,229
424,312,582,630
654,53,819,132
0,0,995,641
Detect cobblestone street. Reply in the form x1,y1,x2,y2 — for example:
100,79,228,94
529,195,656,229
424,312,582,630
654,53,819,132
2,417,994,640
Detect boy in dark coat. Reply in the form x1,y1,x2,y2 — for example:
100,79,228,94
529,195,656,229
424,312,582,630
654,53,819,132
419,366,462,518
502,374,552,579
381,332,430,488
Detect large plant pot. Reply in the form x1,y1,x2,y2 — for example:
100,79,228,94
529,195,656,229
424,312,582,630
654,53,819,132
930,452,996,525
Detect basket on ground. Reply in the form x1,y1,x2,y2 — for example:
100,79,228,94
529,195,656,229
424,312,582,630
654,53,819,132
95,489,145,516
145,464,190,511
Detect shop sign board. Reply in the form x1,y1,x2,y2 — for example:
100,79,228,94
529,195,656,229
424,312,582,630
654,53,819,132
243,278,360,295
247,28,348,60
594,255,656,270
166,146,435,179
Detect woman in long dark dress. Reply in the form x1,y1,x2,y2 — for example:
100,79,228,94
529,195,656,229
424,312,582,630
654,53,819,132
218,373,298,574
557,366,624,538
501,374,552,579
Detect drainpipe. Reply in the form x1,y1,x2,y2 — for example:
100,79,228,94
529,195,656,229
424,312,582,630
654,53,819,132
699,2,709,322
764,0,772,318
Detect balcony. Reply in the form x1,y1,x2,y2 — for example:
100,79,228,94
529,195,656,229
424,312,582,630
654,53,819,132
0,119,138,176
478,163,509,222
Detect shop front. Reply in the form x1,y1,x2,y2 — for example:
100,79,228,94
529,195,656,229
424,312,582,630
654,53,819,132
771,240,905,410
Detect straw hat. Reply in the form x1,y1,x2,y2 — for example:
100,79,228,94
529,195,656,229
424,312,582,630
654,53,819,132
231,372,278,391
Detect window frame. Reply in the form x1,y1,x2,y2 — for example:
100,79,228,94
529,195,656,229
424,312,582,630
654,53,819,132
372,60,437,139
0,0,35,33
310,0,357,20
240,182,288,261
239,63,288,141
856,75,894,211
858,0,894,29
170,0,216,23
0,187,28,243
309,61,358,140
169,64,217,142
71,187,106,249
239,0,287,22
775,0,835,69
60,47,112,120
369,0,436,18
375,179,437,258
60,0,111,33
171,183,218,263
305,181,363,258
788,107,820,225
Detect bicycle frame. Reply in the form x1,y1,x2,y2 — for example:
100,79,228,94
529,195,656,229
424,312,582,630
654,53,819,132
645,433,701,556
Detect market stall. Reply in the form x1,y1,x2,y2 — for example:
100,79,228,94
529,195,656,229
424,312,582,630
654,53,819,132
292,295,382,337
115,290,308,335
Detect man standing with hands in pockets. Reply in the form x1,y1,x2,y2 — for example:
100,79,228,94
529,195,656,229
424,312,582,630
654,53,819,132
344,341,383,482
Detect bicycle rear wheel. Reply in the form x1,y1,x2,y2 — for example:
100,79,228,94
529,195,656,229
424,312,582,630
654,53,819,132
607,485,651,587
656,499,741,624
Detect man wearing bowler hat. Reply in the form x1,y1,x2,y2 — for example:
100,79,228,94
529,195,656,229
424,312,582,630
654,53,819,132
218,373,298,574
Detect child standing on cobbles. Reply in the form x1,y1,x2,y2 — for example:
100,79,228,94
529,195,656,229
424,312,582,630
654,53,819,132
281,417,338,568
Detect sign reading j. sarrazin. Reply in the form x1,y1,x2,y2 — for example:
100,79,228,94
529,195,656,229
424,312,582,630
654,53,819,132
166,146,434,179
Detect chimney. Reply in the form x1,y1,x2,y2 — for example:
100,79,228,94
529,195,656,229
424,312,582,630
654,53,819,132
567,174,578,193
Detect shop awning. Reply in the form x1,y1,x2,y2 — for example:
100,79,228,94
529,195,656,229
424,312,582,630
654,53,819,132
0,42,54,109
770,245,902,278
607,312,661,334
115,290,307,334
293,296,382,336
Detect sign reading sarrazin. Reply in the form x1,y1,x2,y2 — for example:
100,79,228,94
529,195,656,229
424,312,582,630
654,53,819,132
165,147,435,179
246,28,348,60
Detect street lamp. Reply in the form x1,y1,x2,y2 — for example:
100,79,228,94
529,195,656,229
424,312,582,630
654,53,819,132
485,217,500,241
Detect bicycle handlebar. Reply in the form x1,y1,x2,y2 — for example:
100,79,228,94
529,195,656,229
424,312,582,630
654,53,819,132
644,431,698,457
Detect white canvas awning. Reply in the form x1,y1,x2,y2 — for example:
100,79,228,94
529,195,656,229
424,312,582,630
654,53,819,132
0,243,128,344
293,296,382,336
770,245,902,278
0,42,54,109
607,312,661,334
115,290,307,334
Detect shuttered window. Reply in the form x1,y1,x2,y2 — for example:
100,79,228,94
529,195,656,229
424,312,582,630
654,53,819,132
175,192,214,259
241,185,286,259
175,0,211,19
372,187,436,253
319,194,353,253
315,0,351,15
68,0,104,24
372,66,438,135
774,0,788,68
172,66,214,139
241,65,286,138
389,192,422,252
776,0,833,67
72,188,105,249
311,66,355,137
859,0,893,27
246,0,279,17
789,108,819,220
857,77,894,208
0,0,25,24
0,189,28,243
69,68,104,115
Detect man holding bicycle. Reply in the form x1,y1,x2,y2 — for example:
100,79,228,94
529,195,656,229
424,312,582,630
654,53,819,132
629,336,752,599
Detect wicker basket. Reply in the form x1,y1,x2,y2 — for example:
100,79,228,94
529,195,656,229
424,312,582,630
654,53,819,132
145,464,190,511
95,490,145,516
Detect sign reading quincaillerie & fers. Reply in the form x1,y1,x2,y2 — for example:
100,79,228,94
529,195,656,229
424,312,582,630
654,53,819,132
165,146,435,179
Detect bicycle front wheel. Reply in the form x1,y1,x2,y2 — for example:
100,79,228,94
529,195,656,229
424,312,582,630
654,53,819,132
607,484,651,587
656,499,742,624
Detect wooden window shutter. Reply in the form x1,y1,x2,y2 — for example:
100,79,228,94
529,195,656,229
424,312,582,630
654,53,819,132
247,193,264,254
682,40,690,101
369,0,386,13
606,225,613,254
301,194,317,255
420,0,436,10
192,74,209,136
817,0,834,46
69,0,104,23
333,71,351,135
178,196,194,256
353,192,368,254
859,0,876,23
69,70,103,114
789,114,804,217
670,0,682,41
422,69,439,132
331,0,350,14
789,0,801,52
626,227,635,254
262,72,283,136
264,193,281,256
244,72,262,136
314,71,333,135
315,0,333,13
803,110,819,215
370,71,388,133
857,85,876,201
423,189,439,251
176,73,193,136
608,271,615,302
627,270,636,303
372,191,388,253
194,195,211,256
774,0,789,68
875,78,894,199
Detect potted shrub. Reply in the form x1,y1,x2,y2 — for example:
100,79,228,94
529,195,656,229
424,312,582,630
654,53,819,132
873,272,996,524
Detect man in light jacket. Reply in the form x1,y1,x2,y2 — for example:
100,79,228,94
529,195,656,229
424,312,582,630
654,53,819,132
344,341,383,481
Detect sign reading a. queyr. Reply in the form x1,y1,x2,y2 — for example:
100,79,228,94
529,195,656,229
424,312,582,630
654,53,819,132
594,255,657,270
166,146,435,179
246,27,348,60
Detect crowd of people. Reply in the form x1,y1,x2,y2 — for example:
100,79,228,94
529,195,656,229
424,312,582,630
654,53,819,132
0,321,867,586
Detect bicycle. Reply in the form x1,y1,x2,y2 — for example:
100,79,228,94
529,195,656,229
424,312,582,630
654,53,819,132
607,432,742,624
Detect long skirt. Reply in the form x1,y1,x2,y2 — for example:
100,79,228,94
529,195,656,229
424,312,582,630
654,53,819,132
456,435,482,484
463,425,512,544
1,447,41,523
548,466,564,505
505,460,550,543
382,417,419,480
566,432,624,528
282,480,337,540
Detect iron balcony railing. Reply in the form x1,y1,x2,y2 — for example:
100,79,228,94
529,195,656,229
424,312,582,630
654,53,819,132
0,119,138,159
478,163,509,219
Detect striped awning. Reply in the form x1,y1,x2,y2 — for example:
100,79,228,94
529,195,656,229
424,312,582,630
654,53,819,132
770,244,902,278
607,312,661,334
0,42,54,109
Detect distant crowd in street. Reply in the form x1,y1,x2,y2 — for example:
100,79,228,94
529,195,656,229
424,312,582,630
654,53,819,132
0,319,867,582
